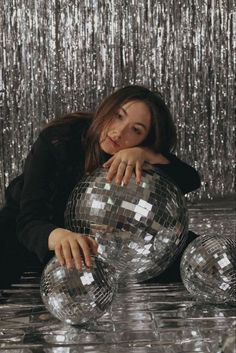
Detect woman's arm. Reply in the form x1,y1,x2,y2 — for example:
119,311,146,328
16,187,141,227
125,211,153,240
16,133,59,263
16,131,97,268
154,153,201,194
103,147,169,185
103,147,201,194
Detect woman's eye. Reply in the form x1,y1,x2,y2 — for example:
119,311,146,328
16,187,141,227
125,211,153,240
114,112,123,120
133,127,141,135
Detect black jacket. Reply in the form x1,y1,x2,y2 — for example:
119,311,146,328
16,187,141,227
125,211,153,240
1,117,201,263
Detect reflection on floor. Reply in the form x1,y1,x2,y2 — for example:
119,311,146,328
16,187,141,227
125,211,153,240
0,199,235,353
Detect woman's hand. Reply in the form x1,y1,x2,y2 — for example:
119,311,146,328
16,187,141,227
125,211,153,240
48,228,98,270
103,147,169,186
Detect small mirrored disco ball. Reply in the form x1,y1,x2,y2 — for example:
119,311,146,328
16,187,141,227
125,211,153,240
40,256,117,325
180,234,236,303
64,165,189,281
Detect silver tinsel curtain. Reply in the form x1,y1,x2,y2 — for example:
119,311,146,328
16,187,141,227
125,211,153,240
0,0,235,205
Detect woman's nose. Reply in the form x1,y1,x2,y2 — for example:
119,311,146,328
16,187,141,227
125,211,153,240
113,123,127,138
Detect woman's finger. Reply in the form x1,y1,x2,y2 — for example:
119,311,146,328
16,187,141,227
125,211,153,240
115,160,129,184
61,240,73,269
77,237,92,268
69,238,83,271
55,244,65,267
135,161,142,184
87,236,98,254
103,156,115,168
106,158,122,182
122,163,135,185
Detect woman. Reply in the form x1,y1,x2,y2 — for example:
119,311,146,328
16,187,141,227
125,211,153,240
0,85,201,288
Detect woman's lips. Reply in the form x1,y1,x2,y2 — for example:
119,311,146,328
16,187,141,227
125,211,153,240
107,136,120,147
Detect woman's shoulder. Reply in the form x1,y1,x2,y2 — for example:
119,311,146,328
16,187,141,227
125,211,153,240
39,114,92,145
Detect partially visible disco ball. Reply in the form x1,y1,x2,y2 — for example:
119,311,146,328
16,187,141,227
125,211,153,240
65,164,189,281
221,321,236,353
40,256,117,325
180,234,236,303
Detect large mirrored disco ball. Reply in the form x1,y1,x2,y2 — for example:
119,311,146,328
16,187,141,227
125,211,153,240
180,234,236,303
40,256,117,325
64,164,189,281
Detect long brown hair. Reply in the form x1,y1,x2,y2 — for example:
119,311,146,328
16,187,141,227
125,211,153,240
46,85,177,174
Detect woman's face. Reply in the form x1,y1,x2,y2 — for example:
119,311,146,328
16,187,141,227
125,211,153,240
99,100,152,155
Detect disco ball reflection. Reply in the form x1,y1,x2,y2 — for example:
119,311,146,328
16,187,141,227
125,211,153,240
180,234,236,303
64,164,189,281
40,256,117,325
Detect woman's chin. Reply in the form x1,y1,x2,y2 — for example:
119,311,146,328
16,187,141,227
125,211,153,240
100,142,117,155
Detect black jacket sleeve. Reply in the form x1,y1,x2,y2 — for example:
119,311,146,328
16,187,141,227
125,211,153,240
16,133,58,263
155,153,201,194
15,119,89,264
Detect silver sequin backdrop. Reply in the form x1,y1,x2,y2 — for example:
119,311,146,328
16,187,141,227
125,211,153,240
0,0,235,205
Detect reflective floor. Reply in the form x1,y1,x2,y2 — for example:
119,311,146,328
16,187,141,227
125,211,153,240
0,199,235,353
